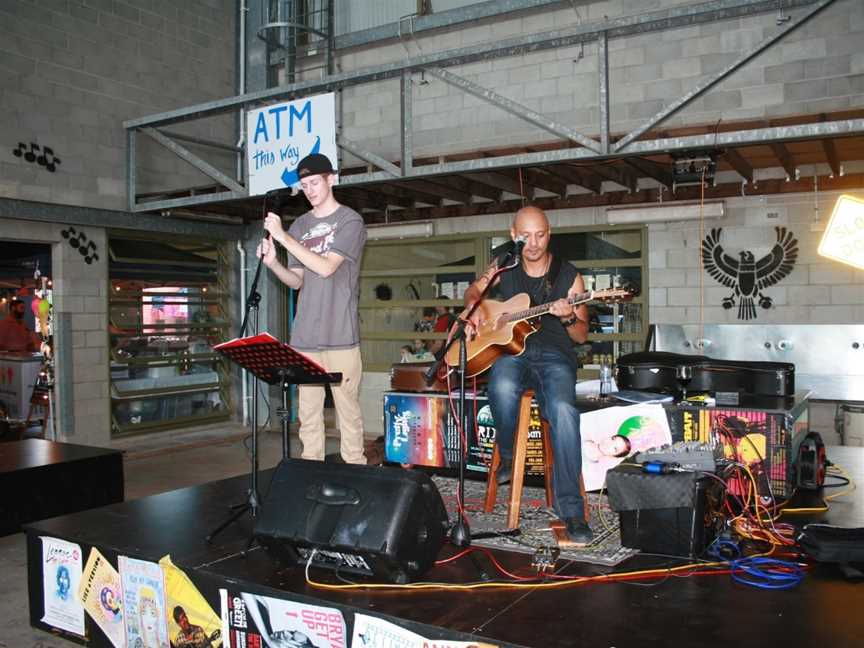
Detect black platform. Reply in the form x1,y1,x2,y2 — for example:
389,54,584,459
25,446,864,648
1,439,123,536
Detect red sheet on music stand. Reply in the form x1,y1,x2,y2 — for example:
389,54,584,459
214,333,341,385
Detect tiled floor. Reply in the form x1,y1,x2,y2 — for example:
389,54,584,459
1,424,342,647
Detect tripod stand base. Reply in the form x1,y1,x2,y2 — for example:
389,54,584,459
205,489,259,545
451,518,472,547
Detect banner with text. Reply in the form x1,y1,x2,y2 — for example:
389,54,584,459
246,93,337,196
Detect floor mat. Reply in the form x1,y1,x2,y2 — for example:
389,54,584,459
432,476,638,567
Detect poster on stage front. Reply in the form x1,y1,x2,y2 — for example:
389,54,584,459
119,555,170,648
40,536,85,636
160,555,223,647
77,547,125,648
351,613,497,648
220,588,346,648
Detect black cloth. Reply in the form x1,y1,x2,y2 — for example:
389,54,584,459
495,254,578,362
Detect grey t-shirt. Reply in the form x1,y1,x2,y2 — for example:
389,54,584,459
286,204,367,351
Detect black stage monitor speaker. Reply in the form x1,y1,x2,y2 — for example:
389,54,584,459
254,459,449,583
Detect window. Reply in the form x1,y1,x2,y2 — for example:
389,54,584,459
359,235,482,371
108,237,231,435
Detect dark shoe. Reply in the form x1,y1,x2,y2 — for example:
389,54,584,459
565,517,594,546
495,458,512,486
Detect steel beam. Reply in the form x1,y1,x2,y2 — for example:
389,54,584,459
337,137,401,177
723,148,754,183
132,191,247,213
0,198,245,239
125,1,820,129
614,0,837,152
336,119,864,187
335,0,569,50
426,67,601,152
141,127,245,194
126,128,136,211
159,130,242,152
401,71,414,175
598,31,610,154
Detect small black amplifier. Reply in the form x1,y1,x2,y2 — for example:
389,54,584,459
606,466,715,558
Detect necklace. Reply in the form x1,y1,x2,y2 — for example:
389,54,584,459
521,254,552,305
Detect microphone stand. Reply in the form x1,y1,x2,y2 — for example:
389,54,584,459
207,193,281,544
424,253,519,548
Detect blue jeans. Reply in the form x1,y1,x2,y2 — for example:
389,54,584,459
487,344,585,521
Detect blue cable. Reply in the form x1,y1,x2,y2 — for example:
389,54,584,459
728,557,804,590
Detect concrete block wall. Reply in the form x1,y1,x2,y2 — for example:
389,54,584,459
0,215,110,446
335,0,864,165
649,190,864,325
0,0,236,211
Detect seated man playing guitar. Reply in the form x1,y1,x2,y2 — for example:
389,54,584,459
461,205,593,545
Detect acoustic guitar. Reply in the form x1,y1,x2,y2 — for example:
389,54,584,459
445,288,632,377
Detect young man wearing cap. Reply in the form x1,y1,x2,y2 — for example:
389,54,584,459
257,154,368,464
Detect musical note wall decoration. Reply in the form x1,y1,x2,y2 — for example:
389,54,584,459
61,227,100,265
13,142,62,172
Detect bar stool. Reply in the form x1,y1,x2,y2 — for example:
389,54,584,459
484,389,587,530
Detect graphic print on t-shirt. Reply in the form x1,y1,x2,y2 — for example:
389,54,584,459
300,221,337,255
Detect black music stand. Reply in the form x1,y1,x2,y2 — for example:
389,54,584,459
206,333,342,542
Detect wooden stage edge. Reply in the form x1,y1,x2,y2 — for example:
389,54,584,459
25,446,864,648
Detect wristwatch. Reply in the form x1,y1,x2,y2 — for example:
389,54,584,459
559,315,578,328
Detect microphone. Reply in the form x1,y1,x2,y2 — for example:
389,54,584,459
262,188,285,240
510,236,527,266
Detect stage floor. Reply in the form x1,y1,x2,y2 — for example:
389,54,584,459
25,446,864,648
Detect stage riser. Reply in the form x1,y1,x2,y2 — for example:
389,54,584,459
1,440,123,537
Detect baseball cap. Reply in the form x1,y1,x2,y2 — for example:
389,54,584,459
297,153,334,179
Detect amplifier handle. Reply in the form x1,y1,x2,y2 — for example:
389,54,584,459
306,483,361,506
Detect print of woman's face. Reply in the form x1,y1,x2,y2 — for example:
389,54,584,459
56,566,70,596
599,435,629,457
140,596,159,642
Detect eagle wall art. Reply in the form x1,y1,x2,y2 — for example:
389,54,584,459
701,226,798,321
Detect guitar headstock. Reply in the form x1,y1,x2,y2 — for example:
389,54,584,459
591,287,636,303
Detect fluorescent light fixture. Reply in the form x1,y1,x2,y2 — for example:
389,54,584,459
606,200,725,225
367,220,434,240
818,194,864,271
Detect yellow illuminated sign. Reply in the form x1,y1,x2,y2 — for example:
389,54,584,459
818,194,864,270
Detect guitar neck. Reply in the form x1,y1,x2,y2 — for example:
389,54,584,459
504,291,593,324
